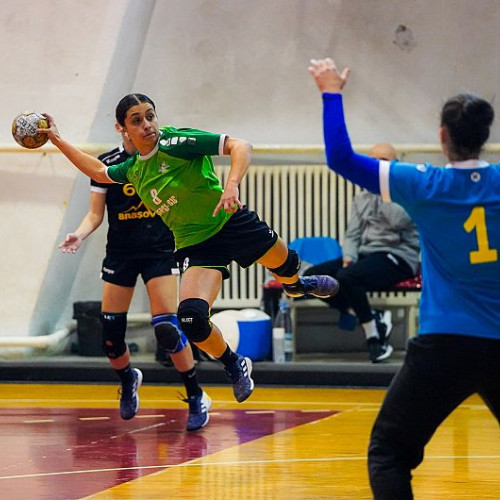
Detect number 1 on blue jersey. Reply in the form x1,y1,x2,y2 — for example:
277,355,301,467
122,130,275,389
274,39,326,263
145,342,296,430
463,206,498,264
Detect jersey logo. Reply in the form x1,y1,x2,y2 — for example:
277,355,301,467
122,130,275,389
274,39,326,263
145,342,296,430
159,162,169,173
155,196,178,215
150,189,162,206
471,172,481,182
159,136,196,147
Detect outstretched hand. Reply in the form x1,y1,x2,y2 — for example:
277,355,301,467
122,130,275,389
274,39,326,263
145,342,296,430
58,233,83,254
308,58,350,93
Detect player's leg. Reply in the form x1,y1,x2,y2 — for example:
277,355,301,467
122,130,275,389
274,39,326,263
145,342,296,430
368,335,475,500
477,338,500,426
257,238,339,299
198,207,338,300
177,266,254,403
100,281,142,420
145,273,211,431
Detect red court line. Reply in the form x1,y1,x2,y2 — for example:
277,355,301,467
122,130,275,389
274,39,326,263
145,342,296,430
0,407,337,499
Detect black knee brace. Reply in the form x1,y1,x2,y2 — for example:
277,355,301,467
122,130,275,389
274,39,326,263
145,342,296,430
268,249,301,277
100,312,127,359
177,298,212,343
152,314,188,354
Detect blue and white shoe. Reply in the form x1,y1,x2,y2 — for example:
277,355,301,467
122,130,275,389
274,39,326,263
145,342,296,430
283,275,339,299
119,368,143,420
184,391,212,431
225,355,254,403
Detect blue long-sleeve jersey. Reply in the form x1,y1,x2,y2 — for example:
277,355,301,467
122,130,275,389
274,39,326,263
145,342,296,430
323,92,500,339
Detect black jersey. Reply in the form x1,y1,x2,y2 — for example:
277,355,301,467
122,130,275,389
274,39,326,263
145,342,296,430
92,146,175,258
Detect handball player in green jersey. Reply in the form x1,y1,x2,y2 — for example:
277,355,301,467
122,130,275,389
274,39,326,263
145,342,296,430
41,94,339,403
59,126,210,430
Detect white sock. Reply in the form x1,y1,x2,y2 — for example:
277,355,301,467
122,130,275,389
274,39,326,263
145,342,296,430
362,320,378,340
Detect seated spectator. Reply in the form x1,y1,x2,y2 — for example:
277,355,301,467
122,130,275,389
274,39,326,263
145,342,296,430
304,143,420,362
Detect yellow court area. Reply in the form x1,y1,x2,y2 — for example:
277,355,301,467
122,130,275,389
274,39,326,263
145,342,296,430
0,383,499,499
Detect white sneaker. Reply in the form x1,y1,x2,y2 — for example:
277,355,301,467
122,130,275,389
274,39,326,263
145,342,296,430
374,310,393,343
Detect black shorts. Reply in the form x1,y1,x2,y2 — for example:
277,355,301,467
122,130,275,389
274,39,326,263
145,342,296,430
101,253,179,287
174,206,279,280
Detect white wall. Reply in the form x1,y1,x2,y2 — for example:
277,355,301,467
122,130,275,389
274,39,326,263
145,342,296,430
1,0,500,340
135,0,500,144
0,0,156,338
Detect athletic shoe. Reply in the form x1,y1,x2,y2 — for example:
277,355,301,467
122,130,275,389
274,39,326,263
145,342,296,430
367,337,393,363
282,275,340,299
373,309,393,344
225,355,254,403
119,368,143,420
183,391,212,431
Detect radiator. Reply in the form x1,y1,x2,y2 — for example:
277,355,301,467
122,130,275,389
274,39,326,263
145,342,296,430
213,164,359,308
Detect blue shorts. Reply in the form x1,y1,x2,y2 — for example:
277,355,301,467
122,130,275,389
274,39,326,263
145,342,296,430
174,206,279,280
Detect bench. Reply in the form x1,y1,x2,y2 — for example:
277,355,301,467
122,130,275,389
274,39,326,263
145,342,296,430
263,274,422,355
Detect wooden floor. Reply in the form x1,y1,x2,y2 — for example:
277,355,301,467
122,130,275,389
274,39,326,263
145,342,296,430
0,383,498,499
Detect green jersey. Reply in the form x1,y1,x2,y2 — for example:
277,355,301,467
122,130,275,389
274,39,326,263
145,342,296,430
106,126,231,249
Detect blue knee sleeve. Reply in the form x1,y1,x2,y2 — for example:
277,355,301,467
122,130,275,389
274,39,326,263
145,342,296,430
152,314,188,354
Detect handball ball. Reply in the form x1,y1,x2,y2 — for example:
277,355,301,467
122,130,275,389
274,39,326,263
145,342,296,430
12,112,49,149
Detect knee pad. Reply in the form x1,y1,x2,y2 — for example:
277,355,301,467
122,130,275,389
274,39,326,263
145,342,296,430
100,312,127,359
268,249,301,277
177,298,212,343
152,314,188,354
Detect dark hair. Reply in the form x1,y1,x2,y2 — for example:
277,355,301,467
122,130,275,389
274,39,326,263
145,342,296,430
115,93,156,126
440,93,494,159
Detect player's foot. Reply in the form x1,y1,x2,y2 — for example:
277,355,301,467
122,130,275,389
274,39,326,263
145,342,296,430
368,338,393,363
373,309,393,344
282,275,339,299
225,355,254,403
183,391,212,431
119,368,143,420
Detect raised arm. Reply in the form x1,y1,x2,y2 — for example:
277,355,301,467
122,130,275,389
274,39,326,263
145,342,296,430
212,137,252,216
308,58,381,194
41,114,112,184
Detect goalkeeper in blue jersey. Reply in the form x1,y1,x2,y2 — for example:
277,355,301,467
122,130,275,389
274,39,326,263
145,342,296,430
310,57,500,500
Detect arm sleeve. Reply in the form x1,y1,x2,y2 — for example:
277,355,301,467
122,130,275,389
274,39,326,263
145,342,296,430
322,93,381,194
105,165,128,183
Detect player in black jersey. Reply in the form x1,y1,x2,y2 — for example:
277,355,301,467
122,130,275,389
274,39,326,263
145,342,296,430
59,126,211,431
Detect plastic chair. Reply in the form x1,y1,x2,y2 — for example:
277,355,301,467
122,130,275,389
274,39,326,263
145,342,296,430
288,236,342,266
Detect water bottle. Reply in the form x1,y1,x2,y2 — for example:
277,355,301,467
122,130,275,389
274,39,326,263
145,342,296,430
273,300,293,363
